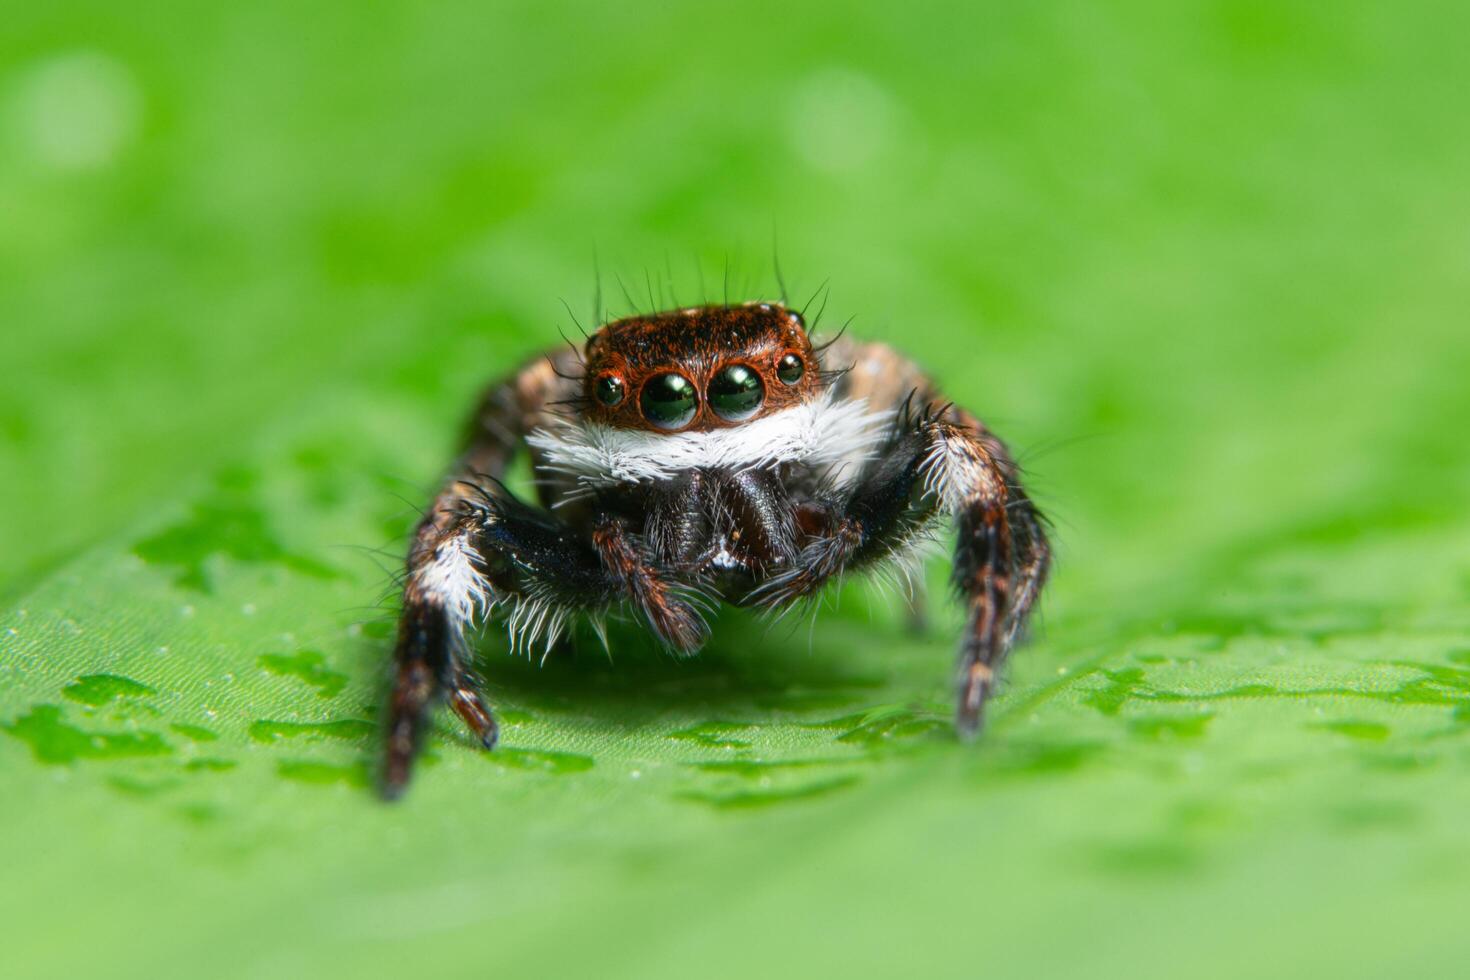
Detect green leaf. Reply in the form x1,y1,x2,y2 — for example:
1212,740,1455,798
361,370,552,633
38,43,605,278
5,2,1470,978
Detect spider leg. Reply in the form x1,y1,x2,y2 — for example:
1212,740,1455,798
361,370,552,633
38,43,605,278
592,516,711,654
754,339,1052,736
385,355,579,798
387,491,631,796
936,419,1050,733
386,592,496,795
743,412,937,607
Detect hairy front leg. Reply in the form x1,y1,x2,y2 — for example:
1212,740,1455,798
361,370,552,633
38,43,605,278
386,490,712,796
592,516,710,654
749,400,1050,736
744,413,939,606
386,489,642,796
384,355,580,797
814,338,1052,730
922,410,1051,732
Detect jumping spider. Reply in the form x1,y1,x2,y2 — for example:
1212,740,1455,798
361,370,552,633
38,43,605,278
384,301,1051,796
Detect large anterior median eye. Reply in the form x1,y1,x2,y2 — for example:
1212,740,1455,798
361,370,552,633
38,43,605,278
640,373,698,429
708,364,765,421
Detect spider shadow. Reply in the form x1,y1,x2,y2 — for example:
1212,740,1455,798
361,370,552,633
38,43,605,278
469,607,897,731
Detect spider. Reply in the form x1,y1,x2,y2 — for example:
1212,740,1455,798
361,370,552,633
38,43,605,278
383,301,1051,797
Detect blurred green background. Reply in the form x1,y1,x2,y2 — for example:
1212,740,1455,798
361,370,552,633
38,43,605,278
3,1,1469,977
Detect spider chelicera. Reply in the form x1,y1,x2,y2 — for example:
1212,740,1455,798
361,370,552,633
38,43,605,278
383,301,1051,797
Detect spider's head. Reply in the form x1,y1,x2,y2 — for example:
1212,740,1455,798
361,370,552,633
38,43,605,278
581,302,819,433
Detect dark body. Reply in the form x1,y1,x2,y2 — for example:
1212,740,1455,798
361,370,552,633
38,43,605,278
383,303,1050,797
606,467,799,580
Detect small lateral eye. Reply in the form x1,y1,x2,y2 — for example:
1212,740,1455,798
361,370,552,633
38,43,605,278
776,353,805,385
640,373,698,429
708,364,765,421
595,374,625,407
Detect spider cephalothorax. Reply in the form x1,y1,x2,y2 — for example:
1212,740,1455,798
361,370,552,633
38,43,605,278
383,300,1051,797
580,303,822,432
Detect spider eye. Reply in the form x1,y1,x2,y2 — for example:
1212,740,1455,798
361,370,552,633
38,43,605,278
640,373,698,429
595,374,625,407
708,364,765,422
776,353,805,385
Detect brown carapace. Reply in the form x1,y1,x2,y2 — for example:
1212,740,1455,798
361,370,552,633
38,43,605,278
581,303,821,432
383,301,1051,797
